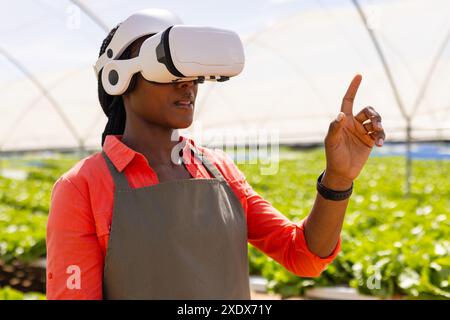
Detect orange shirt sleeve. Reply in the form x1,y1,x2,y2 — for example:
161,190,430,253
245,188,341,277
214,150,341,278
46,176,103,300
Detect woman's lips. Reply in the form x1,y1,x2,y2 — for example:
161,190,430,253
173,100,193,110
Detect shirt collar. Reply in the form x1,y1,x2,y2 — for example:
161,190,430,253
102,134,194,173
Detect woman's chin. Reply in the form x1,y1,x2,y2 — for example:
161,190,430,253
171,118,194,129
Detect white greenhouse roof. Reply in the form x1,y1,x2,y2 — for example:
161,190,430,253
0,0,449,151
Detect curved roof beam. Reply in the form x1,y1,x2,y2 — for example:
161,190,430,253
410,28,450,118
68,0,110,32
67,0,111,147
0,0,111,150
0,69,84,149
0,45,83,148
351,0,409,121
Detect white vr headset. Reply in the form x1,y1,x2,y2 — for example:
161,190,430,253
94,10,245,95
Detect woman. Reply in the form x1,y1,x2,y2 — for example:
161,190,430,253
46,9,385,300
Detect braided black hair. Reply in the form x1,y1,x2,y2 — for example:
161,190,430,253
98,24,151,146
98,24,125,146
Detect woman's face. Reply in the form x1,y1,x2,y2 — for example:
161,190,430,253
124,75,198,129
122,35,198,129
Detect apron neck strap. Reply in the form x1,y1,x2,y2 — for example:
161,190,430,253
102,151,132,190
187,145,226,182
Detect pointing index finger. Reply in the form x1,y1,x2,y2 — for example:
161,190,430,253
341,74,362,115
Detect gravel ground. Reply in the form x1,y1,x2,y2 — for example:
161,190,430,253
250,290,304,300
250,290,281,300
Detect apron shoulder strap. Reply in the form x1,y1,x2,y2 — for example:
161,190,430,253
102,151,131,190
187,145,226,182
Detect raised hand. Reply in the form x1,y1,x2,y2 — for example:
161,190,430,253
323,74,386,186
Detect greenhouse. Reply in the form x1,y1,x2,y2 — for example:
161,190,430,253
0,0,449,301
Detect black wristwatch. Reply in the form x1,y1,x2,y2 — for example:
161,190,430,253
316,171,353,201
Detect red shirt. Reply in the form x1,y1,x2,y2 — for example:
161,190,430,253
46,135,340,299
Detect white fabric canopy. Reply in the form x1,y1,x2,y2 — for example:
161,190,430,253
1,0,449,151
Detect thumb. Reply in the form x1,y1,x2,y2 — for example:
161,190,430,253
328,112,346,138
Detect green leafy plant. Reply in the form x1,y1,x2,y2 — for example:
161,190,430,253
0,149,448,299
0,286,45,300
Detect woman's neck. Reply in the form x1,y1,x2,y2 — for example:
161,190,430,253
121,118,181,167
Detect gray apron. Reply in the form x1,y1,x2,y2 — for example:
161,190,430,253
101,145,251,299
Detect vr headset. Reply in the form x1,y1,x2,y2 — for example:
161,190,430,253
94,10,245,96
